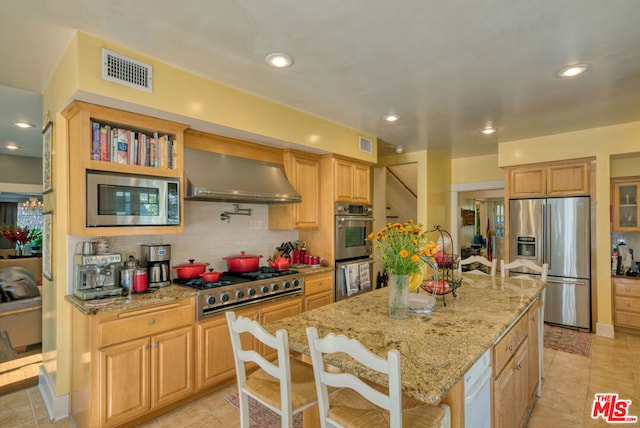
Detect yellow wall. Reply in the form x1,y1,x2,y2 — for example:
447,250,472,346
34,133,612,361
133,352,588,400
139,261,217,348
498,121,640,334
74,32,376,162
426,151,451,230
41,35,79,396
611,153,640,177
452,154,503,184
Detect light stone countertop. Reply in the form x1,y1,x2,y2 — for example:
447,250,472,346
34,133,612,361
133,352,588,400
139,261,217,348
65,285,196,316
264,273,546,405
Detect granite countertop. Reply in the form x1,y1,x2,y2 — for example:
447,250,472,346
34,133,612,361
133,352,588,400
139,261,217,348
293,265,335,276
264,273,546,405
65,285,196,316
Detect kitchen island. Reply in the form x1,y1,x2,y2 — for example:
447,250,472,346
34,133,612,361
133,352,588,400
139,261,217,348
264,274,546,427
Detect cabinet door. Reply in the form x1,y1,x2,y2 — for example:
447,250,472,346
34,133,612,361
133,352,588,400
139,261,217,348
527,305,540,400
294,156,320,227
513,343,530,428
197,307,258,390
612,182,640,231
353,163,371,203
547,162,589,196
259,297,303,359
493,356,517,428
306,290,333,311
335,160,355,202
100,337,150,427
508,166,546,198
152,326,194,408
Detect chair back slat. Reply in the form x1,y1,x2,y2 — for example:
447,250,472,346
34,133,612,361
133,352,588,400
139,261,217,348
500,259,548,281
459,255,497,276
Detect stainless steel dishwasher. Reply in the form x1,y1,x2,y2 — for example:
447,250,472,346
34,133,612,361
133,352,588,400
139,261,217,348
464,348,492,428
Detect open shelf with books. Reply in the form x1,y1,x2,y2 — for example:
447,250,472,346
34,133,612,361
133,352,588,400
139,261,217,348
63,101,188,236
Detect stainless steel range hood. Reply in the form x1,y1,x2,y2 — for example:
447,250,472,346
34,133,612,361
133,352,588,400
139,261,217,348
184,148,302,204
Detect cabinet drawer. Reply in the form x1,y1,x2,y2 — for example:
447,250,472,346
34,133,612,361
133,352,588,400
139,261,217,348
615,311,640,329
304,272,334,296
615,296,640,313
493,313,528,375
614,280,640,298
100,301,194,347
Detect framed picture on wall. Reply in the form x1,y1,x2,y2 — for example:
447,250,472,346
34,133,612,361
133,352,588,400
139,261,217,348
42,121,53,194
42,211,53,281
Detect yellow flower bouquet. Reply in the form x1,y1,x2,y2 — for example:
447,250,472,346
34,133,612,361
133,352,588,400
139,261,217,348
368,220,439,318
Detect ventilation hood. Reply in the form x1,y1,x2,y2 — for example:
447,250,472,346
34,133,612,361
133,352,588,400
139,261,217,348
184,148,302,204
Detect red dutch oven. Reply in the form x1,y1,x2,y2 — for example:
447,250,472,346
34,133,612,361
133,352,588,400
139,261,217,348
200,269,222,283
223,251,263,273
172,259,210,279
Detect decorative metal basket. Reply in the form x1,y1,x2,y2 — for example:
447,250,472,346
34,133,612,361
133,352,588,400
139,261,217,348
420,225,462,305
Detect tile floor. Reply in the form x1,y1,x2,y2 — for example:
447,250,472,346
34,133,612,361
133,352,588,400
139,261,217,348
1,331,638,427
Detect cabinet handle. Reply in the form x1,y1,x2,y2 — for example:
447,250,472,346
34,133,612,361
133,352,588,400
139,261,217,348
149,319,155,325
145,344,150,350
626,288,632,292
507,345,512,352
626,303,631,307
515,363,522,371
154,342,159,348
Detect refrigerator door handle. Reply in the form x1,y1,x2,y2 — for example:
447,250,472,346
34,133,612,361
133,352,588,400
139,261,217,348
545,202,551,272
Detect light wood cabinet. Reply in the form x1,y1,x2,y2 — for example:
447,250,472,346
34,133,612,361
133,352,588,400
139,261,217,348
304,271,334,311
196,295,303,391
611,178,640,231
334,158,371,203
492,300,538,428
269,150,320,229
613,277,640,330
506,159,590,199
63,101,187,237
71,298,195,428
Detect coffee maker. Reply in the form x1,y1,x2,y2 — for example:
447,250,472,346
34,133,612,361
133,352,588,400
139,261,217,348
141,244,171,288
74,252,123,300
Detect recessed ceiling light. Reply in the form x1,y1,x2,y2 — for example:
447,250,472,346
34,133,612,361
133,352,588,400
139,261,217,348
556,63,591,78
481,121,496,135
395,146,404,154
383,114,399,122
265,53,294,68
6,143,21,150
12,121,35,128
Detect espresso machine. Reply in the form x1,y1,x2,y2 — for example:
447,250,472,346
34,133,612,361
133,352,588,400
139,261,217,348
74,252,123,300
141,244,171,288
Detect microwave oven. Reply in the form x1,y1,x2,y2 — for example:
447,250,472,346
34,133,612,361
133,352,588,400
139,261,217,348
86,170,180,227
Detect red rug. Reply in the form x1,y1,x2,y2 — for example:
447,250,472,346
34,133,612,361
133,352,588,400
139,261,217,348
543,324,593,357
225,392,303,428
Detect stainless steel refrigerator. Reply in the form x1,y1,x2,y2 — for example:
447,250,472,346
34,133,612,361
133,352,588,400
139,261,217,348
509,197,591,330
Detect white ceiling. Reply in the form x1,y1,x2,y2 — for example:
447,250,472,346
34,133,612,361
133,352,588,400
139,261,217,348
2,0,640,159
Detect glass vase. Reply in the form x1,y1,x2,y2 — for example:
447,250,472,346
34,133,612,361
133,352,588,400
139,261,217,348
388,274,410,319
16,242,24,256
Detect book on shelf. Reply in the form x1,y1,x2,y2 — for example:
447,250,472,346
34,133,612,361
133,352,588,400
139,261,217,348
91,122,101,160
116,128,128,164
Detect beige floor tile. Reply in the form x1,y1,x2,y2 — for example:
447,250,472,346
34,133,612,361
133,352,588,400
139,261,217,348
527,402,584,428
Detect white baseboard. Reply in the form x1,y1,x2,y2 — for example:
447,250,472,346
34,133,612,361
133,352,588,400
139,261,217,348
595,323,615,338
38,366,70,422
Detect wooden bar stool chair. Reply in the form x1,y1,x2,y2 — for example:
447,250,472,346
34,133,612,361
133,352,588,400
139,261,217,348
458,255,497,276
226,311,318,428
306,326,450,428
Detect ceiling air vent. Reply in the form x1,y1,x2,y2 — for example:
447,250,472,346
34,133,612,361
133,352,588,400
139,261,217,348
102,48,153,92
359,136,373,154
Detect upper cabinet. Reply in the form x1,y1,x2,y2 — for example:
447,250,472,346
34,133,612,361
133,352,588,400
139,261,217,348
269,150,320,230
64,101,188,236
506,159,590,199
334,158,371,203
611,177,640,232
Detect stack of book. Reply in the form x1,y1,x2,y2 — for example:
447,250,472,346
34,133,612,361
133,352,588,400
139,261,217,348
90,121,175,169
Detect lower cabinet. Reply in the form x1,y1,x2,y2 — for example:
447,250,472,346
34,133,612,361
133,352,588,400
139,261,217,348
196,295,303,391
71,298,195,428
612,277,640,330
304,271,334,311
492,299,540,428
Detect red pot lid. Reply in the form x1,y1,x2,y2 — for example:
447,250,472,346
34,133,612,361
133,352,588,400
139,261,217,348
223,251,263,260
173,259,210,268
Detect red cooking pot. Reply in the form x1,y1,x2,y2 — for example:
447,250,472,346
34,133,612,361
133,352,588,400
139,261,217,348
223,251,263,273
200,269,222,283
173,259,210,279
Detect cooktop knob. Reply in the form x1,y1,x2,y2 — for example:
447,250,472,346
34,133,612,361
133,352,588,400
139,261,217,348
293,279,300,287
261,285,269,293
272,283,279,291
236,290,245,299
221,293,230,302
206,296,215,305
283,281,291,289
248,288,256,296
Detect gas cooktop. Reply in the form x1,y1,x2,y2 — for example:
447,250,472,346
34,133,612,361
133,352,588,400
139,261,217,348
173,267,304,319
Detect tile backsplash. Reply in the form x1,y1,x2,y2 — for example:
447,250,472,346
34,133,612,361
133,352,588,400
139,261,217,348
612,232,640,258
67,201,298,293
